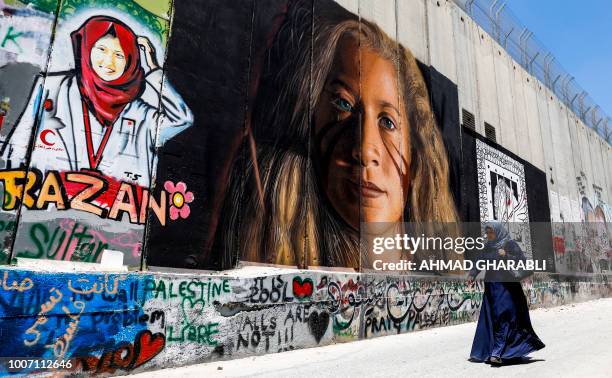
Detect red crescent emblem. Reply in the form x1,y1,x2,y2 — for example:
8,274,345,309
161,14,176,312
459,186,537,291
40,129,56,146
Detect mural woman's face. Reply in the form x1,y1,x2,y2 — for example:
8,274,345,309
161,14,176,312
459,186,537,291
90,34,127,81
315,37,410,230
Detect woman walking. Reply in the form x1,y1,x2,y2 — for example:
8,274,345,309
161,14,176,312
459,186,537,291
467,222,545,364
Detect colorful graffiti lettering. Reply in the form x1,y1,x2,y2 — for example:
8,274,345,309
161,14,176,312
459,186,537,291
0,169,194,226
1,268,611,375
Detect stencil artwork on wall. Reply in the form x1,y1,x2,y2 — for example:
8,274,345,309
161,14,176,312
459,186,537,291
476,139,532,257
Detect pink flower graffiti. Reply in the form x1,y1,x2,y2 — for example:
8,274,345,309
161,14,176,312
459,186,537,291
164,181,194,220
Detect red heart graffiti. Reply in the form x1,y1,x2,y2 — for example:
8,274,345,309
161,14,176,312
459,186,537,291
293,277,314,299
133,330,165,368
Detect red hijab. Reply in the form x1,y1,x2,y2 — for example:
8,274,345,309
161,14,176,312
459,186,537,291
71,16,145,126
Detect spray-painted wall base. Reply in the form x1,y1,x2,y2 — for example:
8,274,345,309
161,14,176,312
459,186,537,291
0,266,610,376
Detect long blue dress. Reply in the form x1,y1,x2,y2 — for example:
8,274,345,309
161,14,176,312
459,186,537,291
469,224,545,362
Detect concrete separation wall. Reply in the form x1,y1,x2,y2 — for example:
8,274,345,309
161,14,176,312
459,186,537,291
0,266,610,376
0,0,610,375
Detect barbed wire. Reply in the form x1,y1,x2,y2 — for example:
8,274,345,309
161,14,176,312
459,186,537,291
453,0,611,145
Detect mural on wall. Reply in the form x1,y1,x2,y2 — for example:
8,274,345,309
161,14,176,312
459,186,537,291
0,0,606,274
0,0,195,266
2,267,608,375
476,139,532,258
0,0,57,264
145,0,464,271
580,197,610,272
550,172,612,274
0,0,609,373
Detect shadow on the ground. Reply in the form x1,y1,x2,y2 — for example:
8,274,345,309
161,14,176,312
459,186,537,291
491,357,545,367
467,357,545,367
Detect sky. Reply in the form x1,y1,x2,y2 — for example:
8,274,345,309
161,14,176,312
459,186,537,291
505,0,612,120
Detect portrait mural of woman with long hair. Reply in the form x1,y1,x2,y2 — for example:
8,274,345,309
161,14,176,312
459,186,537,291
213,2,458,270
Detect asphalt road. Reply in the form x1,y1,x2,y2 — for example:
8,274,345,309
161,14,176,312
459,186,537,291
133,298,612,378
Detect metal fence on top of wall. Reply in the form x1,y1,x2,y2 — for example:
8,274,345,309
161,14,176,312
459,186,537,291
453,0,611,145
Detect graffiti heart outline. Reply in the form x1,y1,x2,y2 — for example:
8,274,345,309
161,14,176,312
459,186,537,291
181,297,206,325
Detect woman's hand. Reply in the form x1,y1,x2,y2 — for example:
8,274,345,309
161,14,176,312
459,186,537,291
498,248,506,257
137,36,159,72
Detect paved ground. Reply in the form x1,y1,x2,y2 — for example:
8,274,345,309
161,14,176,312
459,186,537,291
134,298,612,378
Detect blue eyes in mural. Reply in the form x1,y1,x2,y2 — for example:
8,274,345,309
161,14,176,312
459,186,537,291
332,96,354,113
331,96,397,132
379,116,396,131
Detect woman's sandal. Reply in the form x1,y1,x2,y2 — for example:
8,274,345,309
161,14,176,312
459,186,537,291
489,356,503,365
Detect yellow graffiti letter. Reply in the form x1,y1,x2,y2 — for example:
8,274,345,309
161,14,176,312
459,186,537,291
36,171,66,209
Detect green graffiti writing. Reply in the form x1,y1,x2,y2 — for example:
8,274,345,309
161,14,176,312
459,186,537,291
143,278,230,303
167,322,220,345
1,26,24,52
16,222,108,262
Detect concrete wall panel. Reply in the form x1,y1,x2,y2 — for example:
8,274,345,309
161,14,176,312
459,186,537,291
335,0,359,14
511,65,533,163
522,75,545,170
492,51,518,153
451,4,479,125
472,26,499,135
359,0,397,37
426,0,457,82
397,0,429,64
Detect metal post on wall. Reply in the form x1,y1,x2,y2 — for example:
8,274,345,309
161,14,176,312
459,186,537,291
488,0,505,42
551,74,561,92
557,74,571,103
489,0,500,20
494,2,506,42
543,53,554,86
581,106,592,123
570,91,581,107
518,28,528,66
519,29,532,67
604,118,611,143
528,51,539,75
502,26,514,48
467,0,476,15
562,76,574,104
486,0,499,38
591,106,601,131
576,92,587,123
570,90,583,114
594,117,603,134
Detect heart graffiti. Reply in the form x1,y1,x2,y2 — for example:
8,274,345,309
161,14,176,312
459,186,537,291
308,311,329,343
133,330,166,368
292,276,314,299
182,297,206,325
78,330,166,373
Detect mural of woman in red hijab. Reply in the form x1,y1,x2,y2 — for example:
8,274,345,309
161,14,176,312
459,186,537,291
3,15,193,188
72,15,146,128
